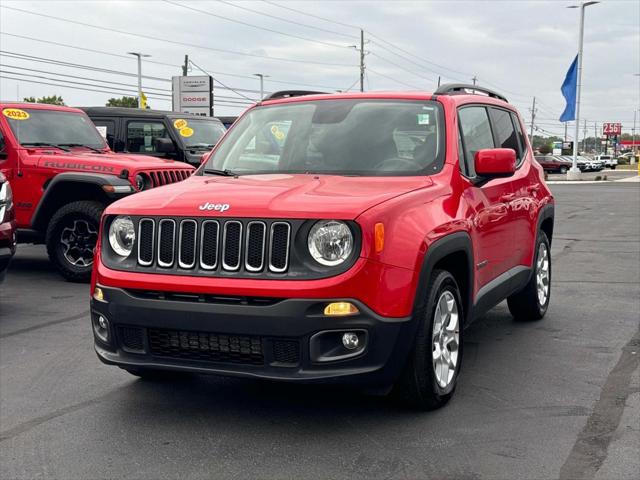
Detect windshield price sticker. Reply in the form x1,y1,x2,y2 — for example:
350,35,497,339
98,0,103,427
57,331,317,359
3,108,30,120
179,127,194,138
417,113,430,125
174,119,188,130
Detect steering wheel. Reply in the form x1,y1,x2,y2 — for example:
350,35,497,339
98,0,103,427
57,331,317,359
374,157,424,172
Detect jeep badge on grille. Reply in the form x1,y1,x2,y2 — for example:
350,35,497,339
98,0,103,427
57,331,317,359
198,202,230,212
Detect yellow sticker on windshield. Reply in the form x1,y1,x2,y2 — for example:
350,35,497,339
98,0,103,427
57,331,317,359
274,131,285,141
3,108,30,120
179,127,194,138
174,119,188,130
270,125,280,135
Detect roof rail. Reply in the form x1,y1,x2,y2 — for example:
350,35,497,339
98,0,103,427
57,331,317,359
262,90,327,101
434,83,508,103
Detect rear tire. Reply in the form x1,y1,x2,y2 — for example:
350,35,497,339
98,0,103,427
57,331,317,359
507,231,551,321
559,166,567,174
393,270,463,410
46,201,103,283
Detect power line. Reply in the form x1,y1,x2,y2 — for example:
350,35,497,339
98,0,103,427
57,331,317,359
163,0,352,50
0,32,350,91
188,59,257,102
369,51,436,84
215,0,357,39
0,5,355,67
367,68,423,90
2,75,251,109
261,0,361,31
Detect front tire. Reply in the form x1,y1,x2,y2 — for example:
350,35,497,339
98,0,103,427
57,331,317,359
393,270,463,410
46,201,103,282
507,231,551,321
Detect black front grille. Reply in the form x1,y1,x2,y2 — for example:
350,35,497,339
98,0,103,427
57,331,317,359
223,221,242,270
148,328,264,365
136,218,292,275
272,340,300,365
158,220,175,267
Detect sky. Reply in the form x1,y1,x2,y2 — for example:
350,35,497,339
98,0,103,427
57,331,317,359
0,0,638,140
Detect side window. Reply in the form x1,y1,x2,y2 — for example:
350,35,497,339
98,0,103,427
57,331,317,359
511,113,528,166
92,119,116,150
489,108,520,163
458,106,495,177
126,121,168,153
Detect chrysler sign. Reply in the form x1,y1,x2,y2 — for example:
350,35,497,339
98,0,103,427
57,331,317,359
172,75,213,116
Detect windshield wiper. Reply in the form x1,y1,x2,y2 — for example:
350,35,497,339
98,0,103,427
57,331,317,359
21,142,70,151
203,168,238,177
57,143,105,153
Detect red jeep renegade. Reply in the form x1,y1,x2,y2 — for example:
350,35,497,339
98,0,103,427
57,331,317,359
0,103,194,281
91,85,554,409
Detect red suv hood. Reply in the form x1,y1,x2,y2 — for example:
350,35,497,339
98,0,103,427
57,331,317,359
107,173,432,219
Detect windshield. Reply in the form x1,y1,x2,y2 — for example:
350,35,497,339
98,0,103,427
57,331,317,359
3,108,107,149
203,99,445,176
171,118,226,149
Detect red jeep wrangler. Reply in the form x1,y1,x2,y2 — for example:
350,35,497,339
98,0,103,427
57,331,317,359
0,103,194,281
91,86,554,409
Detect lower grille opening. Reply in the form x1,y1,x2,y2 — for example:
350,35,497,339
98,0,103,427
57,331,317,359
118,326,145,352
125,289,281,306
272,339,301,366
148,328,264,365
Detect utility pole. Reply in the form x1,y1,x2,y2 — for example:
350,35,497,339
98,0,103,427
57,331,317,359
182,55,189,76
437,76,441,87
582,119,587,152
472,76,477,85
359,29,365,92
529,96,537,143
633,109,637,158
128,52,150,109
594,122,598,155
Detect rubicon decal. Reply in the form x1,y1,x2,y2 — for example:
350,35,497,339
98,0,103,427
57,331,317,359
198,202,230,212
43,161,115,173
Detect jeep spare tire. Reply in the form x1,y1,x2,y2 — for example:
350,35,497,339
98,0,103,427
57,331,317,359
46,201,103,282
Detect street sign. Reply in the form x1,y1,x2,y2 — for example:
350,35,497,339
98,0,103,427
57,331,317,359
603,123,622,136
172,76,213,116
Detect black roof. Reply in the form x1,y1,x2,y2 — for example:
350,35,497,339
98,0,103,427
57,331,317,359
79,106,222,122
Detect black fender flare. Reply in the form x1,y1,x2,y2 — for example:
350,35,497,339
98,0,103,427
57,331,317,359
31,172,133,231
412,231,474,326
536,202,555,243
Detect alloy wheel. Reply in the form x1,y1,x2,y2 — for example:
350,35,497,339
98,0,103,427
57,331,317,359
536,242,550,306
432,290,460,389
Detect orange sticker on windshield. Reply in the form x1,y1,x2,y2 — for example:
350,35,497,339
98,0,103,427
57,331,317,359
179,127,194,138
3,108,30,120
174,119,188,129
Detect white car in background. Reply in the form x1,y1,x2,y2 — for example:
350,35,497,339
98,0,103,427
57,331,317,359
596,155,617,169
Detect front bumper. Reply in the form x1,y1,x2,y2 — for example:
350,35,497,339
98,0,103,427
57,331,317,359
92,286,416,386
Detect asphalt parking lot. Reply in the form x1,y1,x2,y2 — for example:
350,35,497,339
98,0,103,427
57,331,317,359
1,183,638,480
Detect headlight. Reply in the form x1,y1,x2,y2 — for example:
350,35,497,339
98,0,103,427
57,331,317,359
308,220,353,266
108,216,136,257
134,173,150,191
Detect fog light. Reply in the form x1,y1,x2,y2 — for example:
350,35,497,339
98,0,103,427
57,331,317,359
324,302,359,316
342,332,359,350
93,314,110,343
93,287,104,302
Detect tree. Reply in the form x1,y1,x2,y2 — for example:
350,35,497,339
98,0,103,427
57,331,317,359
538,144,552,155
23,95,65,106
105,96,138,108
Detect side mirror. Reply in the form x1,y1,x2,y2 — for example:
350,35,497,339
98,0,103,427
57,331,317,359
155,137,176,154
474,148,516,179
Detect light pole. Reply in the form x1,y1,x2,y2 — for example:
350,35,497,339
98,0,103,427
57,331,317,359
253,73,270,100
567,1,599,180
128,52,150,109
